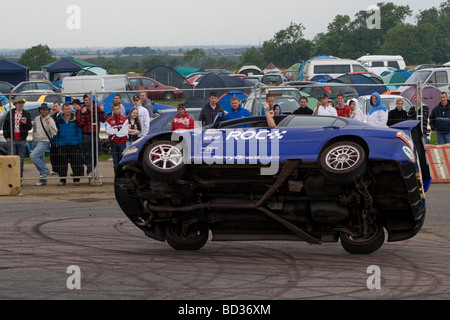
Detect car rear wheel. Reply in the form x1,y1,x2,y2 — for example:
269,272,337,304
142,140,186,181
320,141,367,184
340,220,385,254
163,92,175,100
165,222,209,250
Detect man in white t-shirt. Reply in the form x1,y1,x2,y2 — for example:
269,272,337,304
314,94,338,116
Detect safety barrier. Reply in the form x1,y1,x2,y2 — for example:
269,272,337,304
426,144,450,183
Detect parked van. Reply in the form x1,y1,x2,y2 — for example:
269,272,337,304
398,67,450,95
61,75,132,95
301,59,367,81
357,55,406,75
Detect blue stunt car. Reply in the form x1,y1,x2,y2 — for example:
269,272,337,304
115,115,431,254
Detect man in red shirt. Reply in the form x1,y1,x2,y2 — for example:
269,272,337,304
76,93,106,182
334,93,351,118
171,104,195,131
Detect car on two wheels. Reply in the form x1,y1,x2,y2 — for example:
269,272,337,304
114,114,431,254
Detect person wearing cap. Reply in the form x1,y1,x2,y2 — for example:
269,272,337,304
132,94,150,137
30,103,58,186
2,97,33,180
313,94,337,116
171,104,195,131
76,93,106,180
71,98,82,112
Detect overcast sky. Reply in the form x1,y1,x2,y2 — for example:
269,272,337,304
1,0,446,49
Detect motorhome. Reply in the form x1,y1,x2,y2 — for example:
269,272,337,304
357,55,406,75
61,74,132,96
301,59,368,81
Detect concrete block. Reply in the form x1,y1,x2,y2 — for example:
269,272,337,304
0,156,21,196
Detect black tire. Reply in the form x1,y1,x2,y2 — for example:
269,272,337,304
340,220,385,254
163,92,175,101
142,140,186,181
165,222,209,250
320,141,367,184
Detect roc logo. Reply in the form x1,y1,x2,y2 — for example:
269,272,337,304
403,146,415,162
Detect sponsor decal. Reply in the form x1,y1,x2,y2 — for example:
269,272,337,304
402,146,415,162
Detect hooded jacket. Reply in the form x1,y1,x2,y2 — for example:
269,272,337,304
347,98,365,122
171,111,195,131
367,92,388,127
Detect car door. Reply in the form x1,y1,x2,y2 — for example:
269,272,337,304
140,78,163,100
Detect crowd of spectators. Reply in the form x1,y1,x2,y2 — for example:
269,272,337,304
2,89,449,186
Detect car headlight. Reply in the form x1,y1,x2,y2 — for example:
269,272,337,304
396,131,414,150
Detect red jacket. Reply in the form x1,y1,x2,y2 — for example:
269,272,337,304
106,114,128,144
171,112,195,131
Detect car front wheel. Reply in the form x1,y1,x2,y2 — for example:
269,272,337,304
320,141,367,184
142,140,186,181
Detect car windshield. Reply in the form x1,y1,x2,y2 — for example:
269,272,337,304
405,70,432,84
285,115,347,128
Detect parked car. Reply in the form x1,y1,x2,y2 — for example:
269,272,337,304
398,67,450,96
28,71,47,80
296,82,359,103
357,94,414,117
281,70,298,81
261,73,287,86
0,81,14,94
11,81,61,95
115,114,431,254
301,58,368,81
96,92,174,118
129,76,183,100
242,94,303,116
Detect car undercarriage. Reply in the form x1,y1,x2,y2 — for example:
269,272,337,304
115,156,425,254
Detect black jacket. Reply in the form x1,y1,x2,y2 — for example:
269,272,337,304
408,104,430,135
293,107,313,115
2,109,32,141
199,103,225,126
387,108,408,126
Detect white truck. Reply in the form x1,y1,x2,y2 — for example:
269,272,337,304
61,74,132,95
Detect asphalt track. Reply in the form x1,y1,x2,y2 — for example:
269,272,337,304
0,175,449,301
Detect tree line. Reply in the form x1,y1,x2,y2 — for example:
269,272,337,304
17,1,450,73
